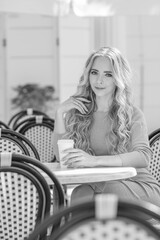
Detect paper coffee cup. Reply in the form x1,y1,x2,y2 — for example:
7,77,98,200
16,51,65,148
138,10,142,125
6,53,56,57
57,139,74,168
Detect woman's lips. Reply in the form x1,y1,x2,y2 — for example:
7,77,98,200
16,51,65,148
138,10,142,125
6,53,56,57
95,87,105,90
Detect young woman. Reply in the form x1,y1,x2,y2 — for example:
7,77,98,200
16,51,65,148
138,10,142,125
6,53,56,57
53,47,160,207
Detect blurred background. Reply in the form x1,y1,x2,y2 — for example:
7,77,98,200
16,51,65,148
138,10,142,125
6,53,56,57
0,0,160,133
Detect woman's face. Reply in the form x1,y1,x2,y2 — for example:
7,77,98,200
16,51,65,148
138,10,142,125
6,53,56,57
89,56,115,98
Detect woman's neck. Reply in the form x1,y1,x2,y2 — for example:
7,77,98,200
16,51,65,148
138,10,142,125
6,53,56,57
96,95,112,112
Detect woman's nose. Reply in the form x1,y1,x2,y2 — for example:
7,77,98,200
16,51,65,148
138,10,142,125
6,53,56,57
97,75,103,84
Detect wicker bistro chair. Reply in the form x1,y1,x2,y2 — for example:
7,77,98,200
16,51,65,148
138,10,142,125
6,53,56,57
0,128,40,160
28,194,160,240
14,116,55,163
11,153,65,212
148,129,160,184
0,152,65,239
0,152,51,240
8,108,48,130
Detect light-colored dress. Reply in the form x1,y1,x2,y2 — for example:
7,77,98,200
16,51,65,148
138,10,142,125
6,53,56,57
89,106,160,207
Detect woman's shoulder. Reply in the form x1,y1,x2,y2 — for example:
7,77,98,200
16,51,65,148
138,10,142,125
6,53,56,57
132,105,146,122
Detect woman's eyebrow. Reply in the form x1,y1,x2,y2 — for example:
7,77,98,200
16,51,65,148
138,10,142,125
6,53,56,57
91,69,112,73
104,70,112,73
91,68,98,71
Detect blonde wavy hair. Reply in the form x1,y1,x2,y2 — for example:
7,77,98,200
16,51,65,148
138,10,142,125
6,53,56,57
63,47,134,155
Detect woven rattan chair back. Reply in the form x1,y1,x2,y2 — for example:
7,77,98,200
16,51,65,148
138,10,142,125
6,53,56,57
149,130,160,183
0,152,51,240
8,108,48,130
27,194,160,240
15,116,55,162
0,128,40,160
12,153,65,213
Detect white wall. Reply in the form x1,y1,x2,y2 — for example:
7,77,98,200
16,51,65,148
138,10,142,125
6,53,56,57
0,14,7,121
94,16,160,134
126,16,160,133
58,14,94,102
0,13,59,121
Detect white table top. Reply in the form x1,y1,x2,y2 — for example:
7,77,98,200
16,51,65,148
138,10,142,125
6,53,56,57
43,163,137,185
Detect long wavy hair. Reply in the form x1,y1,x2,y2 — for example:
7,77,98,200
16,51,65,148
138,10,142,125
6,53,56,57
63,47,134,155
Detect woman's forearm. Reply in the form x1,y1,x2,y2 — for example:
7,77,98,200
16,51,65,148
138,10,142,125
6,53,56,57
96,155,122,167
96,151,149,168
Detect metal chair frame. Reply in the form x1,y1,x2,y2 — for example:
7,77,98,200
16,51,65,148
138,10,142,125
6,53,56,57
28,196,160,240
14,116,54,132
149,128,160,141
0,120,10,129
8,108,48,129
0,128,40,160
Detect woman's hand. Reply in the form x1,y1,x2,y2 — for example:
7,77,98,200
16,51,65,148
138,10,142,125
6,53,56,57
58,97,91,115
54,96,91,135
62,148,97,168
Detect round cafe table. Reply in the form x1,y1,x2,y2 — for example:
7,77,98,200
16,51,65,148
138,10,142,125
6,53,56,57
43,163,137,185
43,163,137,206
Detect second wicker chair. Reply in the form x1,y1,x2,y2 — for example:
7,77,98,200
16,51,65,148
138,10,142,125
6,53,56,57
15,116,55,163
0,128,40,160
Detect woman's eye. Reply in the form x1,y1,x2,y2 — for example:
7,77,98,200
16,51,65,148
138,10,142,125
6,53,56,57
90,70,97,75
105,73,112,77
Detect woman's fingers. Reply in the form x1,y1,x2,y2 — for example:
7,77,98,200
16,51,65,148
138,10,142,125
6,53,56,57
62,149,83,164
60,96,91,114
63,148,82,154
73,102,87,114
71,97,89,113
74,99,88,112
64,153,82,164
74,97,91,103
67,160,82,168
62,148,91,168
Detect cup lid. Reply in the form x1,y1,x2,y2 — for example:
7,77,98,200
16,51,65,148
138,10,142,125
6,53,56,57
57,139,74,144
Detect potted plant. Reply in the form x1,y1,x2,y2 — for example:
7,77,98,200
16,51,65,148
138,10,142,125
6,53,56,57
11,83,58,113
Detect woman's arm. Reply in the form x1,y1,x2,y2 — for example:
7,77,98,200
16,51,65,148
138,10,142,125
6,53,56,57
96,151,149,168
98,108,151,168
62,149,149,168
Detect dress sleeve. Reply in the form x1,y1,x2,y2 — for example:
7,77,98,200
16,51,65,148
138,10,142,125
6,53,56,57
129,107,152,165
